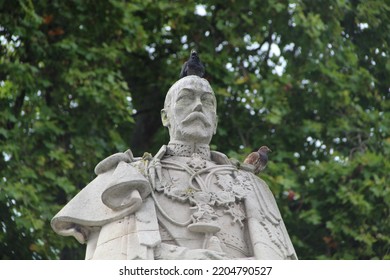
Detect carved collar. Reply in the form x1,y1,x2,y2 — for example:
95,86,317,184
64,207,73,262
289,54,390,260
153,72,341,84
165,141,211,160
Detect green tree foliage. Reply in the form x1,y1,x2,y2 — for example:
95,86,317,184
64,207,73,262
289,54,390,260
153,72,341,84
1,0,389,259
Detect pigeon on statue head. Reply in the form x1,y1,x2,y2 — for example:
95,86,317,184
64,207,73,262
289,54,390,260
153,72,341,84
179,49,205,79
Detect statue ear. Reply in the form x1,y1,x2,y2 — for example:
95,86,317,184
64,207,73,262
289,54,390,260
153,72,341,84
161,109,169,127
213,114,218,135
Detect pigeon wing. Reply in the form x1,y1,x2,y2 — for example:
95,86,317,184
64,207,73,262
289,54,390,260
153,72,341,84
244,152,260,165
179,61,188,78
187,59,205,78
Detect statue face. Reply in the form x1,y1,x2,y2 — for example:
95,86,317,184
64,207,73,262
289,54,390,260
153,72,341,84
163,77,217,144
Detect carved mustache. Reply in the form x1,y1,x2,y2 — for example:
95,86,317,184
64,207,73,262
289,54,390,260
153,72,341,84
181,112,211,127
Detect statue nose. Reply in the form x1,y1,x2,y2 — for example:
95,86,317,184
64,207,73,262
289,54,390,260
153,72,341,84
193,97,203,112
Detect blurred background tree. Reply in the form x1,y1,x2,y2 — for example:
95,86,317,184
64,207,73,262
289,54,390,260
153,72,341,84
0,0,389,259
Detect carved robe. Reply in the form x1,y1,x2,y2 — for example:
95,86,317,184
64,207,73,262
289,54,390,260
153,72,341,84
51,145,297,260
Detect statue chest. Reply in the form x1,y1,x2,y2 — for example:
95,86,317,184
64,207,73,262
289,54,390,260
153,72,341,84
153,155,254,257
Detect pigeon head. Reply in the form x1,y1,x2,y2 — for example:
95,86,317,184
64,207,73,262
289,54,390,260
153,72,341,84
190,49,200,61
258,146,272,153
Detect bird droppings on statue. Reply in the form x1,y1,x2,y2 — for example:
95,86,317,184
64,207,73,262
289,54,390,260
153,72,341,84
179,49,205,78
243,146,272,174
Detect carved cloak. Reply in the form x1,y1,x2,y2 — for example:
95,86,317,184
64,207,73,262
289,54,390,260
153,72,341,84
51,149,297,259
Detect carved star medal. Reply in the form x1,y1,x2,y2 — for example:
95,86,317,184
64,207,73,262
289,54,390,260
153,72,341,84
186,153,206,171
224,202,246,228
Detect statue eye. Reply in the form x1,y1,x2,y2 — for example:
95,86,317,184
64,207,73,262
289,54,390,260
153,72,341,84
201,95,215,106
176,92,194,105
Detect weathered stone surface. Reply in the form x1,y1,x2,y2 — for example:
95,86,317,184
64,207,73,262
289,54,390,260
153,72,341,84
51,75,297,260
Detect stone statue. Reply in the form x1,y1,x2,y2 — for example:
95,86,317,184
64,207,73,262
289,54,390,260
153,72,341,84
51,76,297,260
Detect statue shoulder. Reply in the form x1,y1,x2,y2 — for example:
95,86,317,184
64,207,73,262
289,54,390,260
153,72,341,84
210,150,230,164
210,150,256,173
210,150,236,166
94,149,140,175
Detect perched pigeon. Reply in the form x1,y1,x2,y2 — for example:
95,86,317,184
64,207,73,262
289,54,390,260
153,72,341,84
243,146,272,174
179,49,205,78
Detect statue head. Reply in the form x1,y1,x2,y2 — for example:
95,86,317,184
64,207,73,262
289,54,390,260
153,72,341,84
161,76,218,145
